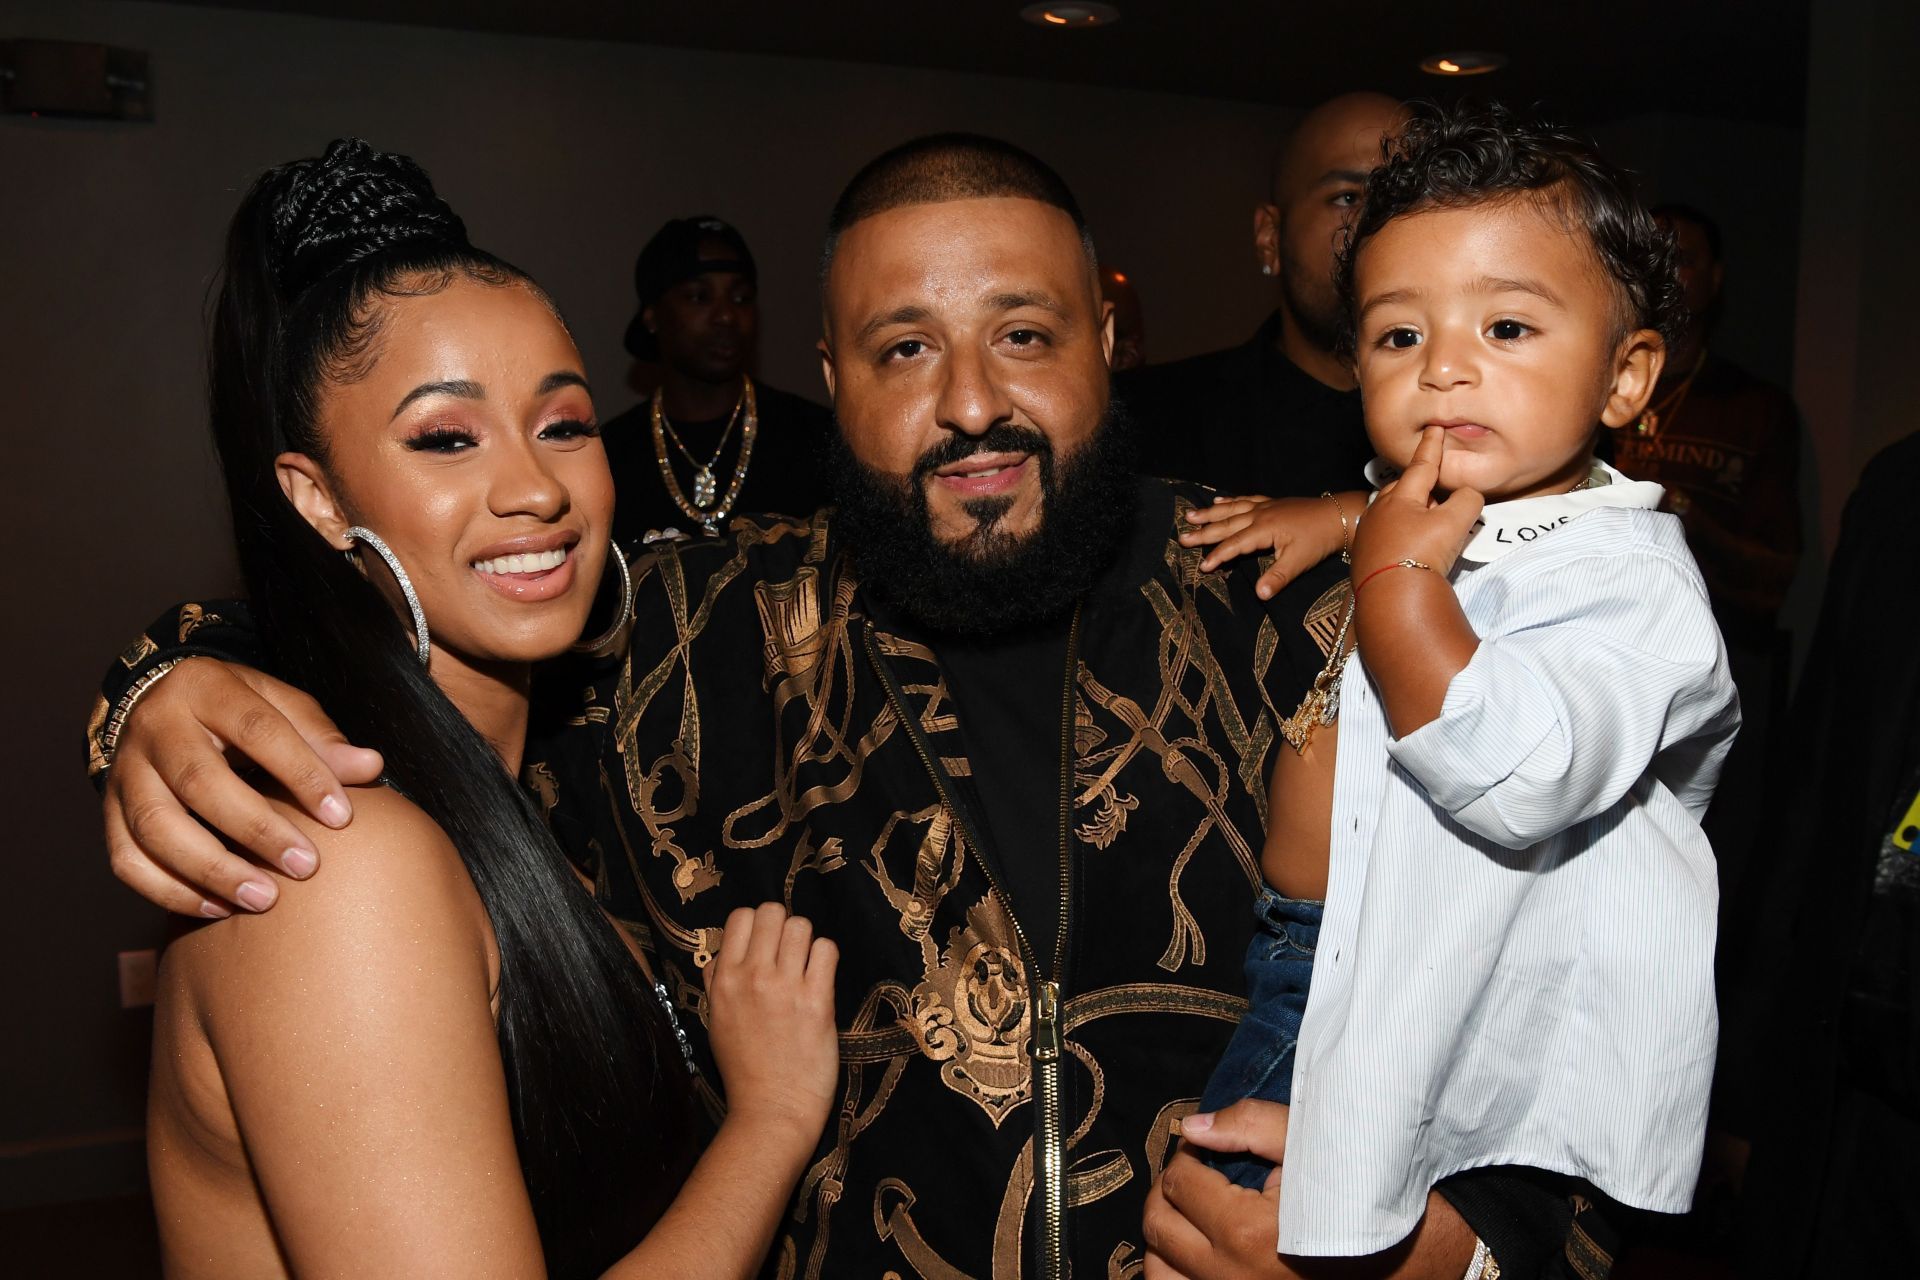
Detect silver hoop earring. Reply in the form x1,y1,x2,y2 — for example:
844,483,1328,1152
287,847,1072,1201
571,540,634,657
343,526,431,665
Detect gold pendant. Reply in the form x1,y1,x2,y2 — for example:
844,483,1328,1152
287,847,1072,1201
1279,668,1342,754
1279,689,1325,753
692,465,717,508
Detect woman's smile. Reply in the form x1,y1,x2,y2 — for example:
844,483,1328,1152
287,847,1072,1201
471,541,580,601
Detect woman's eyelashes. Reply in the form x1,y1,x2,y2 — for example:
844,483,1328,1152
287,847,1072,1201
406,426,477,453
538,417,599,443
404,418,598,453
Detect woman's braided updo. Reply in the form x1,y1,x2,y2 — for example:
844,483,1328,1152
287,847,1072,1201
267,138,470,296
221,139,536,462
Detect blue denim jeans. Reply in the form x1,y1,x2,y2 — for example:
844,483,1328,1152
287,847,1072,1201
1196,886,1323,1189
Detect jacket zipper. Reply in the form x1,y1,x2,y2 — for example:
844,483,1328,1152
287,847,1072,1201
863,607,1081,1280
1034,604,1081,1280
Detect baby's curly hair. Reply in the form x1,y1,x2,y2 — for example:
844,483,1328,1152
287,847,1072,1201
1335,102,1683,358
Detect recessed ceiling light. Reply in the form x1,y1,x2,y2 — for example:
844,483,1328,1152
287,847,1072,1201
1021,3,1121,28
1419,50,1507,76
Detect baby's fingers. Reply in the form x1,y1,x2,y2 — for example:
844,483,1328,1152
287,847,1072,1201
1178,514,1252,548
1393,427,1446,503
1440,485,1486,523
1198,526,1274,572
1254,563,1293,601
1184,499,1257,526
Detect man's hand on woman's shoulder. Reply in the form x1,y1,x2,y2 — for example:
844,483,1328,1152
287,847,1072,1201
103,657,383,917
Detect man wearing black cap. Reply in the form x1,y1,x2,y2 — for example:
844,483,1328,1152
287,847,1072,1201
601,216,834,548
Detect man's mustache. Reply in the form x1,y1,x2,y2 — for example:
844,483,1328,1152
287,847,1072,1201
910,424,1054,482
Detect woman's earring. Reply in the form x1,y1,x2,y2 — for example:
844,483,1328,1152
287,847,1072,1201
1261,263,1275,276
572,540,634,657
343,526,431,665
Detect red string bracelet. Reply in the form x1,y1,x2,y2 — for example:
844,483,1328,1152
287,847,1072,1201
1354,558,1434,594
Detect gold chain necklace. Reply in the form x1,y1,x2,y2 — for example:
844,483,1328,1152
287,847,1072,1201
650,377,759,534
1633,348,1707,437
659,390,744,505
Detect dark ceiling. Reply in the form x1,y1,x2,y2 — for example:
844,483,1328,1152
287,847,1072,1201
149,0,1811,127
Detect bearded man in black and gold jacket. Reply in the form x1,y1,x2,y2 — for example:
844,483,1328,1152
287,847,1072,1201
93,137,1614,1279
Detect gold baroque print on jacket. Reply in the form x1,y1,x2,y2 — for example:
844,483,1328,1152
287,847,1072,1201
522,480,1345,1278
176,603,227,643
87,488,1365,1279
907,892,1033,1127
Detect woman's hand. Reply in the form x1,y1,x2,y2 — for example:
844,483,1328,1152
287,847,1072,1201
1179,492,1359,600
610,904,839,1276
704,903,839,1146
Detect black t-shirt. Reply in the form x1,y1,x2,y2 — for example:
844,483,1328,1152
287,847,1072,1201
935,617,1074,972
1118,311,1371,499
600,378,833,551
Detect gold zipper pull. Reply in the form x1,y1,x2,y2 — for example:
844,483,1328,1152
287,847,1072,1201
1033,979,1062,1062
1030,977,1066,1280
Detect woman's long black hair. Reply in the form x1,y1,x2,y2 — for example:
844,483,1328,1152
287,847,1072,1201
207,139,693,1277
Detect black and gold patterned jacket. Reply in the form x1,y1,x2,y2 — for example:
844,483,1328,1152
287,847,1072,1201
535,477,1344,1279
88,478,1349,1279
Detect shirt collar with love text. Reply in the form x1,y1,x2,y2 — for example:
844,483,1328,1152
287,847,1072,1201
1362,458,1666,564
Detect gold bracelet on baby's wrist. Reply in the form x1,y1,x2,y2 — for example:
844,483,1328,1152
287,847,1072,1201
1321,490,1353,564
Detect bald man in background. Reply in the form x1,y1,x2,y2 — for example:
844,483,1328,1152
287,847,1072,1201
1121,91,1405,496
1100,264,1147,371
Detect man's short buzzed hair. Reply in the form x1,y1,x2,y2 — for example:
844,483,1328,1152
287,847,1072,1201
1650,202,1723,262
820,133,1097,283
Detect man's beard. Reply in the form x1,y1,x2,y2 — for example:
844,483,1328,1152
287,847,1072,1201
826,398,1136,636
1280,244,1346,357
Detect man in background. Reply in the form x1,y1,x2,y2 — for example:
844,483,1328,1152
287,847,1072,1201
601,216,833,547
1120,91,1404,497
1608,203,1802,896
1610,203,1801,636
1099,264,1146,371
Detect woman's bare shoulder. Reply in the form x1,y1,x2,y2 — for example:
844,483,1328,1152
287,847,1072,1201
165,782,494,1000
152,784,543,1278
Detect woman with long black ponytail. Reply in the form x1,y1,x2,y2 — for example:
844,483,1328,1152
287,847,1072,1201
146,139,839,1278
